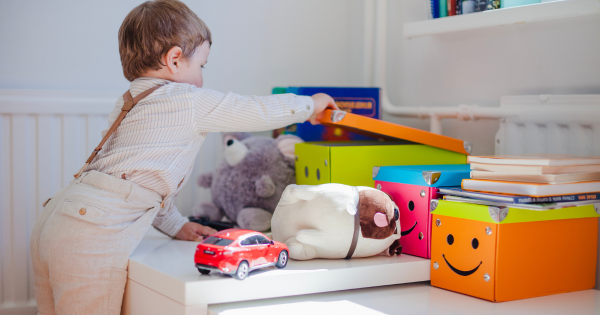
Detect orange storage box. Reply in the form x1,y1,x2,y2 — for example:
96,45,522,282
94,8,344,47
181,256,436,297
319,109,471,155
430,200,599,302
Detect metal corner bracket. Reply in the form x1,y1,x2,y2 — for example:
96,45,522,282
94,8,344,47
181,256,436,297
463,141,473,154
372,166,381,179
422,171,441,185
331,110,347,123
430,199,438,212
488,206,509,223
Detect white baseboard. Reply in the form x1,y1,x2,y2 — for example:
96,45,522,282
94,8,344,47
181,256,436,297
0,301,37,315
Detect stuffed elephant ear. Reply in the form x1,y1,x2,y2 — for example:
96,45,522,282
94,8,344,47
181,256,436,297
223,132,252,145
275,135,304,168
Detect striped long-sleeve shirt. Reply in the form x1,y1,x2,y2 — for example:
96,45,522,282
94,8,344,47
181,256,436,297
86,77,314,236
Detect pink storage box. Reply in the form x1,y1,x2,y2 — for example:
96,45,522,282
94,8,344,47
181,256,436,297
373,164,470,258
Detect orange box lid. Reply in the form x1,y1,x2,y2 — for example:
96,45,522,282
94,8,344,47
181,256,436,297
318,109,471,155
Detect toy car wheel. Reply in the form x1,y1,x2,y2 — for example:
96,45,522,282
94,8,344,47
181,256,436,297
197,268,211,275
276,250,288,268
233,261,249,280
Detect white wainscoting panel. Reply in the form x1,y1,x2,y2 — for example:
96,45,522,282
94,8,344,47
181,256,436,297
0,89,222,313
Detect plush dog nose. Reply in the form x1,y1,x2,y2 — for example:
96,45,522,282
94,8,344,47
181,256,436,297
374,212,389,227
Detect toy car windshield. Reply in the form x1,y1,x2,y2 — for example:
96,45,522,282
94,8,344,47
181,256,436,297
202,236,234,246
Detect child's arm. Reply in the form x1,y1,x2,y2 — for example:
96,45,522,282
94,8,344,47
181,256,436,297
189,88,337,132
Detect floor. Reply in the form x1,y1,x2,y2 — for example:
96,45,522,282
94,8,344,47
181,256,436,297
207,282,600,315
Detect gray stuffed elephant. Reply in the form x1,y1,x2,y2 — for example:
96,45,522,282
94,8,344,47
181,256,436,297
195,132,303,231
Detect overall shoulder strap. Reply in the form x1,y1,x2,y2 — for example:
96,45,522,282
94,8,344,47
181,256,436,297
73,84,164,178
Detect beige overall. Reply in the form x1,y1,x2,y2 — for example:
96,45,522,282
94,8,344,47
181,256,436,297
30,86,167,315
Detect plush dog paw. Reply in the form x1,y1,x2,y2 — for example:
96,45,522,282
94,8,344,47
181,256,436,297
284,236,318,260
237,208,272,231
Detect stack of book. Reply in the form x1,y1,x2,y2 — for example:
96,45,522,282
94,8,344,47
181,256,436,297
440,154,600,210
429,0,500,19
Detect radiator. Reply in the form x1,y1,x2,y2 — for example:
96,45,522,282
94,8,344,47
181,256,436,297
0,89,222,313
495,94,600,156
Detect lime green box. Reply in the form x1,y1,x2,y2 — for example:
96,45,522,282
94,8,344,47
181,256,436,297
295,142,467,187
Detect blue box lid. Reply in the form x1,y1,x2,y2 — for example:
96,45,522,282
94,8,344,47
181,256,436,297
373,164,470,187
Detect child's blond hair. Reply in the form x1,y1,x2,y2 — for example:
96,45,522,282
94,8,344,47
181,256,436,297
118,0,212,81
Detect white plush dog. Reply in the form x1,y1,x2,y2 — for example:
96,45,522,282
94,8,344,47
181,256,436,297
271,184,402,260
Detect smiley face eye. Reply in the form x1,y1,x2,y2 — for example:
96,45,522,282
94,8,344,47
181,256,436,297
408,201,415,211
447,234,454,245
472,238,479,249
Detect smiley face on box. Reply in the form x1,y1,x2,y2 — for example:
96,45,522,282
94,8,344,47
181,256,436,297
430,200,599,302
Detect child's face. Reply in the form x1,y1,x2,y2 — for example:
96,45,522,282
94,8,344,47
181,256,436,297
176,41,210,88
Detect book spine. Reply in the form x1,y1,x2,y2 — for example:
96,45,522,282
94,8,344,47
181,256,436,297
428,0,433,19
448,0,457,15
456,0,462,14
432,0,440,18
439,0,448,17
485,0,500,10
476,0,487,11
515,193,600,204
462,0,476,13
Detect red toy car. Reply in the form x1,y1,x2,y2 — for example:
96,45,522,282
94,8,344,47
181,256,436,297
194,229,289,280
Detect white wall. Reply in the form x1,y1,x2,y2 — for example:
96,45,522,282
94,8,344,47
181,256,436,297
0,0,366,92
383,0,600,156
0,0,366,217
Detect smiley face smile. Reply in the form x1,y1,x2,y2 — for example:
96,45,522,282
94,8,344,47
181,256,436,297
442,254,482,276
401,221,417,236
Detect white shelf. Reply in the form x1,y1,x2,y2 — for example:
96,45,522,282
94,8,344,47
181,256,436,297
404,0,600,38
123,228,430,315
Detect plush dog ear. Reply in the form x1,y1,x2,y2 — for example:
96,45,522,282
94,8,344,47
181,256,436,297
223,132,252,145
275,134,303,160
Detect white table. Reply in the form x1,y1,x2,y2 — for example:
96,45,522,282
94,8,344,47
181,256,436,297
208,282,600,315
122,228,600,315
122,228,430,315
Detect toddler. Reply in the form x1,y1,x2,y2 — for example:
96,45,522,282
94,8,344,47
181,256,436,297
29,1,337,314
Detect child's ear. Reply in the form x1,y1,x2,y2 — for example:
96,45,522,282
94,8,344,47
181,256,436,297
165,46,183,74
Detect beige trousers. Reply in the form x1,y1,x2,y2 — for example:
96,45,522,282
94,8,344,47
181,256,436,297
30,171,162,315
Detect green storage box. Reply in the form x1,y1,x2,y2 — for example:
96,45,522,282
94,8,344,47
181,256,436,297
295,141,467,187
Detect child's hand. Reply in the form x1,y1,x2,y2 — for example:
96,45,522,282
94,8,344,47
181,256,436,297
309,93,339,125
175,222,217,242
